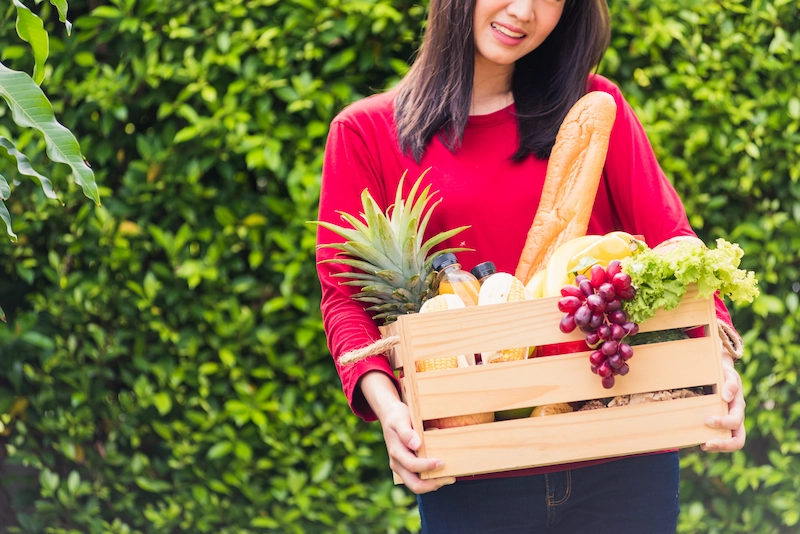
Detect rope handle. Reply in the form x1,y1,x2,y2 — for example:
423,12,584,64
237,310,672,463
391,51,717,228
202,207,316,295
718,321,744,360
337,336,400,366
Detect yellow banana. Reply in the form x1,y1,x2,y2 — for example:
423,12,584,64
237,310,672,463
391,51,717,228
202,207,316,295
567,231,640,275
524,268,548,300
542,235,603,297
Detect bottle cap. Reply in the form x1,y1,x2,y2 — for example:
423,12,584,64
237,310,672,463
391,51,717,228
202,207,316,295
470,261,497,280
432,253,458,272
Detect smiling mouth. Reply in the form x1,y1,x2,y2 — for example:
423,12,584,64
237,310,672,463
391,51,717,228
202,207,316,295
491,22,526,39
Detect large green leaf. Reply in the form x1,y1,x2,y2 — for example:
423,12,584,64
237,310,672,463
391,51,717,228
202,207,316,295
0,136,58,200
13,0,49,86
0,62,98,205
0,173,10,199
0,196,17,241
48,0,72,35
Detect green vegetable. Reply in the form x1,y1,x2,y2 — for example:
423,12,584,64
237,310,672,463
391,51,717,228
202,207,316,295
621,239,759,324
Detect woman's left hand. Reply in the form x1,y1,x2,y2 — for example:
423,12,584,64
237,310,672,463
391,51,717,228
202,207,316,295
702,350,746,452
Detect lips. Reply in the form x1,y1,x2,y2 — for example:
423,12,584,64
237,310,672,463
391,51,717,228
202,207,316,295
491,22,526,39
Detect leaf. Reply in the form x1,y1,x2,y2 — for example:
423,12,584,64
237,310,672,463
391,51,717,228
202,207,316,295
0,199,17,241
0,136,58,199
0,173,10,199
48,0,72,35
39,469,59,493
152,392,172,415
13,0,49,86
206,441,233,460
0,62,98,205
135,477,172,493
67,471,80,495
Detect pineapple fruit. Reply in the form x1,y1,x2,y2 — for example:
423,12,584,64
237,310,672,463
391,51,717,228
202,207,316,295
315,170,469,324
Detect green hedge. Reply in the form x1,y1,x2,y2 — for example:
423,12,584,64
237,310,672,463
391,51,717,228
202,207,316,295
0,0,797,532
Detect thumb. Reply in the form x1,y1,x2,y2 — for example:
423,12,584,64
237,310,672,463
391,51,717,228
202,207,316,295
397,424,422,450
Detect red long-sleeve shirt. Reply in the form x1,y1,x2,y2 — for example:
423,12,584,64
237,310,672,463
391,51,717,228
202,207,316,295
316,75,736,451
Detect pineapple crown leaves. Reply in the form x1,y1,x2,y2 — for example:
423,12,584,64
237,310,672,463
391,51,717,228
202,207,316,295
310,169,472,321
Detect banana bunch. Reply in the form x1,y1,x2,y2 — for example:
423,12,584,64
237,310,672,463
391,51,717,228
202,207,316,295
525,231,644,298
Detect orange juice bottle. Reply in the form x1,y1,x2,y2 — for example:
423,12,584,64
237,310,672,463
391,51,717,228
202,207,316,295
433,253,480,306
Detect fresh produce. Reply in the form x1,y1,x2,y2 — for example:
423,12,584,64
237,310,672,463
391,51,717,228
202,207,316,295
541,234,602,297
524,268,547,299
556,235,758,388
315,170,470,323
531,403,573,417
627,328,689,346
620,238,759,324
558,261,640,389
478,273,528,362
418,294,493,429
515,91,617,285
416,294,468,372
566,231,642,274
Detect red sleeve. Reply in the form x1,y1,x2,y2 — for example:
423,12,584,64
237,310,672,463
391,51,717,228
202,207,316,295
316,119,401,422
593,77,736,332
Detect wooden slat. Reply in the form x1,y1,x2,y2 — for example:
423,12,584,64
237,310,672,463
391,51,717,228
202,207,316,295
378,322,403,369
398,286,709,363
420,395,730,479
416,337,718,419
393,320,428,462
635,286,714,334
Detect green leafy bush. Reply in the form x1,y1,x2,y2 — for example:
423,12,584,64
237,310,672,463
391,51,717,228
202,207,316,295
0,0,796,532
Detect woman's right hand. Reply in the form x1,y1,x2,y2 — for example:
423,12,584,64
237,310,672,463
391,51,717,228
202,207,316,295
379,399,457,494
359,370,456,494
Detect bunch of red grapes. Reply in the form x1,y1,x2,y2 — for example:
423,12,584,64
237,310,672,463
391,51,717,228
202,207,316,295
557,260,639,389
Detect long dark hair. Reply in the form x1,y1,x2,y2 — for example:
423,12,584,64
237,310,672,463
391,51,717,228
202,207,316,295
395,0,610,162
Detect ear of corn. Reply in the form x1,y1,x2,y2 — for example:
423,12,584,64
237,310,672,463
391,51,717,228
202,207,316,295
417,294,494,429
477,273,528,363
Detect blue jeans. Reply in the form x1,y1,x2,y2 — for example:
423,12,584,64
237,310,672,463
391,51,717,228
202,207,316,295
418,452,679,533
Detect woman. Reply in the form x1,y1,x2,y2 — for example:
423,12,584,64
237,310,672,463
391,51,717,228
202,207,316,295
316,0,746,531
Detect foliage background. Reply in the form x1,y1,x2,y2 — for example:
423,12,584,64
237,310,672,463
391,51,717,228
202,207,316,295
0,0,797,532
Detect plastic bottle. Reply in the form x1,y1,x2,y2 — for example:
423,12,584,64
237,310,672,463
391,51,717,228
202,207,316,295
470,261,497,285
433,253,481,306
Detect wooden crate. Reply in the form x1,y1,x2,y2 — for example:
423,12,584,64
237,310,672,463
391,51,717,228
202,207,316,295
379,285,730,480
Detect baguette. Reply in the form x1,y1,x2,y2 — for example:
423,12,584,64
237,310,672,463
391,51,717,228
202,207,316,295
515,92,618,285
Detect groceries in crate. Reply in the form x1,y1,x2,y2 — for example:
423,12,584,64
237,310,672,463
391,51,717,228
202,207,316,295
432,253,480,306
416,293,494,430
515,92,618,287
470,261,497,284
556,259,641,389
475,272,528,363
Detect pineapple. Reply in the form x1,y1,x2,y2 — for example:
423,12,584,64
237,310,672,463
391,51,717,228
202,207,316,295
315,169,470,324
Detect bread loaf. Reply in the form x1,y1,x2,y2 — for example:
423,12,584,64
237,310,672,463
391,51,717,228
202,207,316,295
516,92,618,285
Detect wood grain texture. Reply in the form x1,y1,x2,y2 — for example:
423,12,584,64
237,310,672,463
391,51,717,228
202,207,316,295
416,337,719,419
377,286,729,483
393,286,709,364
421,395,729,479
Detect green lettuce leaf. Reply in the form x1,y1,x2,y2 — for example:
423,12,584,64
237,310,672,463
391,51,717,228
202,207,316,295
621,238,759,324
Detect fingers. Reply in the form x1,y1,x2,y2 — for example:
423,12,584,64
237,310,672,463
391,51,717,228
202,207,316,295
387,438,455,494
719,366,741,404
392,462,456,494
703,366,746,452
382,407,455,494
701,425,746,453
397,424,422,451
